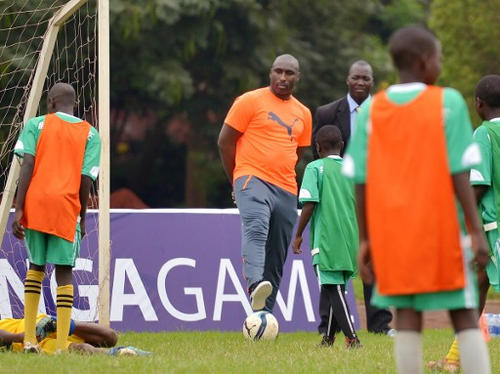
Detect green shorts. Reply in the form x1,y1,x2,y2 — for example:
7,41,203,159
486,228,500,292
24,224,81,267
372,246,478,311
314,264,349,287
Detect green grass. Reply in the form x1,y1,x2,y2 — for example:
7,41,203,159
1,330,499,374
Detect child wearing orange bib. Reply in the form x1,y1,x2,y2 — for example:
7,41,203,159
343,26,491,374
12,83,101,354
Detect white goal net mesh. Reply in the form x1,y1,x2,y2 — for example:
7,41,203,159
0,0,101,321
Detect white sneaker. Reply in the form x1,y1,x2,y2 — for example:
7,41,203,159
250,281,272,311
386,328,396,338
23,342,40,353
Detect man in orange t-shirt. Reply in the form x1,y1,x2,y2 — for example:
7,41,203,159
218,54,312,312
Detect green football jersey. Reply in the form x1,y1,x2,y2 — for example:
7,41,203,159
470,119,500,225
343,83,480,183
14,112,101,181
343,83,481,234
298,155,358,277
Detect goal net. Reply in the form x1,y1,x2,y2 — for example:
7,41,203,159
0,0,108,323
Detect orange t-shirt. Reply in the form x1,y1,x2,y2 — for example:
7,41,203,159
22,114,91,242
224,87,312,195
366,86,465,295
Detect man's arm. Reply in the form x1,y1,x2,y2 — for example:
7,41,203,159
312,102,338,159
312,108,327,160
453,172,489,268
296,146,308,165
79,175,93,238
12,154,35,239
217,124,243,184
292,202,315,254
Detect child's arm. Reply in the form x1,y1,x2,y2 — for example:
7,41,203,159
473,185,488,205
0,328,23,346
292,202,316,254
12,154,35,239
79,175,93,238
452,172,489,268
355,184,374,284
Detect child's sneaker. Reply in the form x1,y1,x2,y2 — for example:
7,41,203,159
249,281,272,311
345,336,362,349
23,342,40,353
385,328,396,338
318,335,335,347
427,359,460,373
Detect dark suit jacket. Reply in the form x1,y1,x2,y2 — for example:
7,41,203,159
312,96,350,159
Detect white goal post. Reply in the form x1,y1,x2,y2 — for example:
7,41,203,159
0,0,110,326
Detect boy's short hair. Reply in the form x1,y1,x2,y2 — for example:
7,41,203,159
475,75,500,108
389,25,438,71
316,125,342,150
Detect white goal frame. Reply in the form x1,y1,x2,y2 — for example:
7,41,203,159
0,0,110,326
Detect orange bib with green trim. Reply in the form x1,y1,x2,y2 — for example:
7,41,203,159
22,113,90,242
367,86,465,295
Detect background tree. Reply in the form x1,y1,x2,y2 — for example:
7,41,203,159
109,0,429,207
429,0,500,123
1,0,433,208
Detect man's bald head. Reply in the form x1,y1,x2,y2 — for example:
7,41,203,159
347,60,373,104
349,60,372,76
47,82,76,113
269,54,301,100
271,54,300,72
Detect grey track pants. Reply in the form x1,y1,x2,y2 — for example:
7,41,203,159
234,175,298,312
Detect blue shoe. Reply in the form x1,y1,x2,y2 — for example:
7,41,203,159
108,346,152,356
36,316,56,341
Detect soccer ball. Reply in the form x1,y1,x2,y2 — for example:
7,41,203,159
242,311,279,341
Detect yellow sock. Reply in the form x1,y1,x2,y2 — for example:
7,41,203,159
55,284,74,351
23,269,44,345
445,337,460,363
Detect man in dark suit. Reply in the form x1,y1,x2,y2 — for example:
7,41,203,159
313,60,394,340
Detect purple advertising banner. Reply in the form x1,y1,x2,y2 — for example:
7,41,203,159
0,209,359,332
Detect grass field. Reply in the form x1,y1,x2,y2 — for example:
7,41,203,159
1,330,499,374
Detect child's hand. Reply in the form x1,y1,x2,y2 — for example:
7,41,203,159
358,240,374,284
292,236,303,254
12,209,25,239
470,231,489,269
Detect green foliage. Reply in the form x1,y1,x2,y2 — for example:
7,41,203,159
108,0,429,207
0,0,431,207
430,0,500,124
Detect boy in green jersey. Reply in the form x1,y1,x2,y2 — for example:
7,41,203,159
343,25,490,374
293,125,360,348
431,75,500,373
